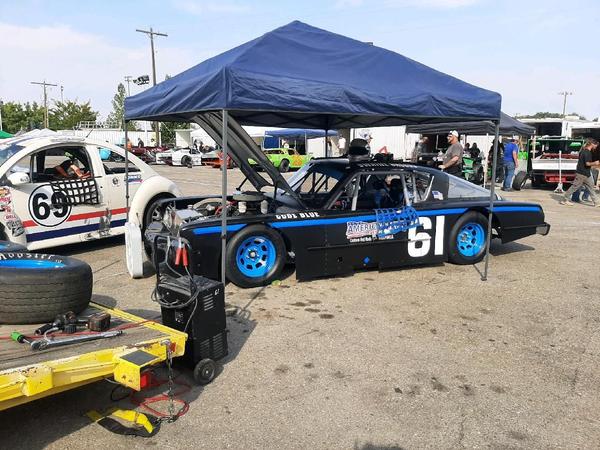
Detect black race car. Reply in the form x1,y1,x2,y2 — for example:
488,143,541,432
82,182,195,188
146,122,549,288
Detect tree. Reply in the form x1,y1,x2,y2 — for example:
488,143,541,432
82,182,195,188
0,101,45,134
106,83,136,130
516,111,587,120
49,100,98,130
160,121,188,145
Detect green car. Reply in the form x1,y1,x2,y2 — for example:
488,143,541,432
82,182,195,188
250,148,313,172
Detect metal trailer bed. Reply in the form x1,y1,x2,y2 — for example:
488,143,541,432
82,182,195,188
0,302,186,411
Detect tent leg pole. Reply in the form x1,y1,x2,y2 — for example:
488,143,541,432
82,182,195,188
482,121,500,281
221,110,228,285
124,122,130,222
483,133,489,188
324,129,328,158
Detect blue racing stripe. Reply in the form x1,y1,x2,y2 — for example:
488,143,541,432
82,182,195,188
272,214,376,229
190,205,538,235
418,208,467,216
193,224,245,235
489,206,541,213
26,219,127,243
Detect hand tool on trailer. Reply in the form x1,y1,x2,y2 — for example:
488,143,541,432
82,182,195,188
10,332,35,347
35,311,78,335
35,311,112,335
32,330,123,351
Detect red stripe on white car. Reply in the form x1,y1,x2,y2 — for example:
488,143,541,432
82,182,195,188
23,207,129,228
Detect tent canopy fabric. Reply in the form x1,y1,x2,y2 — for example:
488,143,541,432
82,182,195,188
405,112,534,136
0,130,13,139
125,21,501,128
265,128,338,139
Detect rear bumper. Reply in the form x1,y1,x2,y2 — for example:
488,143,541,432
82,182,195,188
536,223,551,236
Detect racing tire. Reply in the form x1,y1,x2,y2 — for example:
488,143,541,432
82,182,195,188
143,195,173,232
181,155,193,168
448,211,489,265
225,225,286,288
279,159,290,173
474,166,484,185
0,240,28,253
0,253,92,324
512,171,528,191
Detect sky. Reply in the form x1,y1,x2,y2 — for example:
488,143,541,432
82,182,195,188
1,0,599,121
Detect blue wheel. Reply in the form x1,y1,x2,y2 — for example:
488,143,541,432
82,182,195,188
236,236,277,278
456,223,485,258
226,225,286,288
449,212,488,264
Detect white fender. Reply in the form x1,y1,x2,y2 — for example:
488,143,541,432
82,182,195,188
128,175,182,226
125,221,144,278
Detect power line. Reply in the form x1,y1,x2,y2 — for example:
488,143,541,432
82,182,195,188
136,27,168,145
31,80,58,128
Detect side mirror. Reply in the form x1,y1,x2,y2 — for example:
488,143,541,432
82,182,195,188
7,172,30,186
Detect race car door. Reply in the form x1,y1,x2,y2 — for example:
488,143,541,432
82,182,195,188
92,145,143,230
318,169,446,277
7,144,110,249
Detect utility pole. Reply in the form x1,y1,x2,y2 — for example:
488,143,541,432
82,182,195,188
0,99,3,131
124,76,133,96
136,27,168,146
558,91,573,117
31,80,58,128
60,85,64,102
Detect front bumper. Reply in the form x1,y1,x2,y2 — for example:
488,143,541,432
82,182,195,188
536,222,551,236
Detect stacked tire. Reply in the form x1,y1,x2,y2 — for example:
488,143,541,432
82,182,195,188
0,250,92,324
0,240,28,253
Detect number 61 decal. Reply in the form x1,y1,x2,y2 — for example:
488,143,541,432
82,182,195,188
28,184,72,227
408,216,445,257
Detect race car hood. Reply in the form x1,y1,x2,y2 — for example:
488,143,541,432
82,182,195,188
193,112,304,206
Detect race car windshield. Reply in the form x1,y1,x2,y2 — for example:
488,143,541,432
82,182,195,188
288,162,345,194
0,142,26,167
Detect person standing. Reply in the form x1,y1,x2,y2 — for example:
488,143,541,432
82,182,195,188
412,136,429,162
137,137,144,148
439,130,463,176
501,137,519,191
337,135,347,154
561,138,600,206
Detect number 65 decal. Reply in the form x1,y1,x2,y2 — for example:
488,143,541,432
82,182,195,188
28,184,72,227
408,216,445,257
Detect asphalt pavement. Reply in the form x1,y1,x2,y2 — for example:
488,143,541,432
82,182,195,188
1,164,599,449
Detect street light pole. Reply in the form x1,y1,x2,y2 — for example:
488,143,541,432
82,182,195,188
136,27,168,147
124,76,133,96
0,100,3,131
558,91,573,117
31,80,58,128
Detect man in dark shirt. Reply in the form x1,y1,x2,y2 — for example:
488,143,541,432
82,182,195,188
561,138,600,206
439,130,463,176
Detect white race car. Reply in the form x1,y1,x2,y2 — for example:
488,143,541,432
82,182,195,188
155,147,203,167
0,133,182,250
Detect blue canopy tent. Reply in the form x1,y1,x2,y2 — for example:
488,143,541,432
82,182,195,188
405,112,534,136
124,21,503,281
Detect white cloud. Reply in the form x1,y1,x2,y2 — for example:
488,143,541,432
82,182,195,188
0,22,197,119
173,0,251,15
